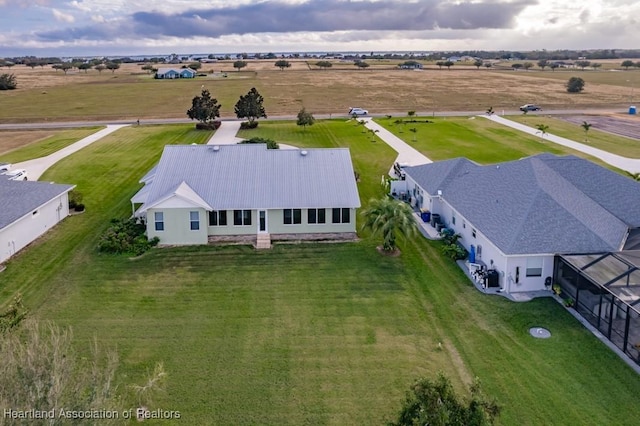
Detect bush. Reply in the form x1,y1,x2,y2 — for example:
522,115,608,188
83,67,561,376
74,203,85,212
98,218,159,256
239,137,279,149
0,73,17,90
566,76,585,93
239,121,259,129
68,190,83,210
195,120,221,130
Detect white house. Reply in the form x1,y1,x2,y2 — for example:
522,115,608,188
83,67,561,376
391,154,640,293
0,179,75,264
131,144,361,248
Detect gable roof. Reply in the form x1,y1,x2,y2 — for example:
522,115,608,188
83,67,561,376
404,154,640,255
0,179,75,229
136,144,360,212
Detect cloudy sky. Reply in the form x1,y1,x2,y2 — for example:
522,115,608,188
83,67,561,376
0,0,638,57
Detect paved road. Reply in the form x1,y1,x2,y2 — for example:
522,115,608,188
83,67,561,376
483,115,640,173
14,125,128,180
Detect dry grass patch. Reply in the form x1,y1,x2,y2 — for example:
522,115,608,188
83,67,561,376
0,130,56,154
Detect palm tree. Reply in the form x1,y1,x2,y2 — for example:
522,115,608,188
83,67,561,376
486,106,494,116
361,197,418,252
535,124,549,140
581,121,592,142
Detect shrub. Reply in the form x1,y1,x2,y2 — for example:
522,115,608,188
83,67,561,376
0,73,17,90
68,190,83,210
239,137,279,149
566,76,585,93
195,121,221,130
74,203,85,212
239,121,259,130
98,218,159,255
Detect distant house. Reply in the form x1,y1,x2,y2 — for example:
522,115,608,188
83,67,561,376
399,61,423,69
131,144,361,248
391,154,640,293
155,68,196,79
0,179,75,264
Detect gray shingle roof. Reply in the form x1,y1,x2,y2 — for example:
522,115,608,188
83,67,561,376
139,144,361,211
0,179,75,229
404,153,640,255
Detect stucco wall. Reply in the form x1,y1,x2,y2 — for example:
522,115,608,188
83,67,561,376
0,194,69,263
504,255,554,293
147,207,208,245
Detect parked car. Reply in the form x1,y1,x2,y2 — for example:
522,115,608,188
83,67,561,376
349,107,369,116
0,162,10,172
519,104,542,112
3,169,28,181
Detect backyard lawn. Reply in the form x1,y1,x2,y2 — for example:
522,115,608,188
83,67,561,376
0,127,103,163
1,120,640,424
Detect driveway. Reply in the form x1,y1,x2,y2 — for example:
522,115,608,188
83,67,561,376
483,115,640,174
362,118,432,167
206,121,243,145
14,124,128,180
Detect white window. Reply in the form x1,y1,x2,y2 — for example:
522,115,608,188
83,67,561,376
154,211,164,231
526,257,543,277
190,211,200,230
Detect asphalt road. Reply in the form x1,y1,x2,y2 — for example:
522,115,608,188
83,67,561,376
0,108,630,130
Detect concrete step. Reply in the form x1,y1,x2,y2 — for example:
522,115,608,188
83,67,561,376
255,233,271,249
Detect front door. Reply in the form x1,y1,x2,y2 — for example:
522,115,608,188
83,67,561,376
258,210,267,233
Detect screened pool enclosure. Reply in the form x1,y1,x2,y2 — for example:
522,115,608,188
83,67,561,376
555,251,640,365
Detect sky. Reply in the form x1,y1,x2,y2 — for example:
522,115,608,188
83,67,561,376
0,0,638,57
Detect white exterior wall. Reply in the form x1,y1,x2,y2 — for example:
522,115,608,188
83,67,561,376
504,255,555,293
0,194,70,263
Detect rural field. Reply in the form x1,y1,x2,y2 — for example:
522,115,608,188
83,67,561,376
2,119,640,424
0,61,639,123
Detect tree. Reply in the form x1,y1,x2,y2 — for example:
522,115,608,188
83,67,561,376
105,62,120,73
0,73,17,90
274,60,291,70
566,76,585,93
444,60,454,70
592,63,602,70
234,87,267,124
315,61,333,70
581,121,592,141
535,124,549,140
512,63,523,71
622,60,635,70
523,62,533,71
436,61,445,69
233,60,248,71
296,107,315,130
388,373,501,426
355,61,370,69
473,59,483,69
78,62,92,73
141,64,155,74
486,106,494,116
188,62,202,71
537,59,548,70
575,60,591,70
549,63,559,71
60,62,73,74
187,89,221,126
361,197,417,252
484,62,492,69
95,64,106,73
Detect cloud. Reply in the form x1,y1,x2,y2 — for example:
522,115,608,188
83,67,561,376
52,8,75,23
36,0,531,41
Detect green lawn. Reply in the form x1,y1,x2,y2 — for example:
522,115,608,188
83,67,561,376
2,120,640,424
373,116,613,168
508,115,640,158
0,127,103,163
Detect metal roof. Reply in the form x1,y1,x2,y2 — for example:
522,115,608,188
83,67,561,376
0,179,75,229
404,153,640,255
137,144,361,211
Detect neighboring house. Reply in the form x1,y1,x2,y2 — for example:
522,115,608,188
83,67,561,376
399,62,423,69
131,144,361,247
0,179,75,264
391,154,640,293
155,68,196,79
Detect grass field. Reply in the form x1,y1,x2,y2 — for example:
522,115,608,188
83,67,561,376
0,62,637,123
507,115,640,158
0,127,102,163
2,120,640,424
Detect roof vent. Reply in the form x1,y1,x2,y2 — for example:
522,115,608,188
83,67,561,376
212,145,220,152
300,150,308,156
